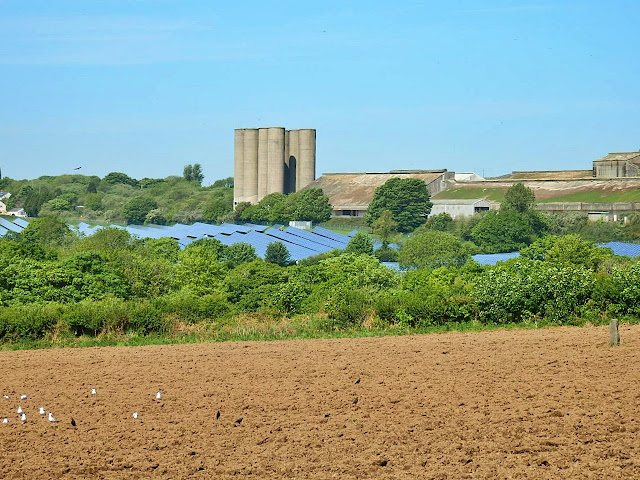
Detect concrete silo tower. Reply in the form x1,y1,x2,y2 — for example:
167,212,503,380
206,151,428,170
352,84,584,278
297,129,316,191
233,129,245,206
242,128,259,204
233,126,316,206
266,127,285,195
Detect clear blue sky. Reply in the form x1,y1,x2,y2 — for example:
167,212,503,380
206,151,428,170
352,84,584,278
1,1,638,184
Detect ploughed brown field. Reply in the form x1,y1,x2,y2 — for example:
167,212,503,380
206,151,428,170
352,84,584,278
2,325,640,479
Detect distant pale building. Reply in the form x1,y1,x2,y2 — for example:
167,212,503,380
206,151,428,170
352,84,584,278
429,199,495,219
593,152,640,178
305,170,454,218
7,208,27,218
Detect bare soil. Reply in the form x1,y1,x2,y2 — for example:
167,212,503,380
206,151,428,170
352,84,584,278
2,325,640,479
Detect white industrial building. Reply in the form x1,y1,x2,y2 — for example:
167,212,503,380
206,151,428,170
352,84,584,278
429,199,495,219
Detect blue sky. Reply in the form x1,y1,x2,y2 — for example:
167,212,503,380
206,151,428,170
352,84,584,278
1,1,638,184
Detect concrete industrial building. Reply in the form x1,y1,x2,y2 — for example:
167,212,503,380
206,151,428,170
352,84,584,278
306,170,454,218
234,127,316,206
430,199,495,219
593,152,640,178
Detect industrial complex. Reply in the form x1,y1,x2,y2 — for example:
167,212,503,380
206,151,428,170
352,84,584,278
233,128,640,219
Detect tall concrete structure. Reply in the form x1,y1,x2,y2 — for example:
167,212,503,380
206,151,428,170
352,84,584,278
234,127,317,206
243,129,259,204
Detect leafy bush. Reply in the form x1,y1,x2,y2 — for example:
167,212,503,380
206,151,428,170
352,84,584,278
325,288,372,329
473,258,594,323
63,298,129,336
0,303,63,340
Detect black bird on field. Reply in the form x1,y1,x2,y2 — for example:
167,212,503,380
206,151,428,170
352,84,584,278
355,378,361,384
234,417,244,426
353,397,359,405
71,418,76,427
216,410,220,420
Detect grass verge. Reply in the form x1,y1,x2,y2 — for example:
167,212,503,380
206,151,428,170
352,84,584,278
1,314,636,352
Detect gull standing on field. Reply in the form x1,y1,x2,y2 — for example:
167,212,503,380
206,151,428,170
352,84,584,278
3,395,9,399
20,394,27,400
39,407,45,415
17,406,23,414
156,391,162,400
132,412,139,419
20,413,26,423
2,418,8,424
91,388,97,395
48,412,58,423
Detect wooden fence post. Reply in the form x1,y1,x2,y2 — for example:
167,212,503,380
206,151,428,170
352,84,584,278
610,318,620,346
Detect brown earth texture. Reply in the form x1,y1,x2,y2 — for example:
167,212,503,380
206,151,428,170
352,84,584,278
2,325,640,479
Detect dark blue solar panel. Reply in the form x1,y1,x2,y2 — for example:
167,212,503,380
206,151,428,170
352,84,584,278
311,226,350,244
284,226,345,250
599,242,640,258
265,228,331,253
471,252,520,266
0,225,8,236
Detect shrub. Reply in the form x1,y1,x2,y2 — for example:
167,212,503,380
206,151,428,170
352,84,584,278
128,301,171,334
324,288,372,329
0,303,63,340
473,258,594,324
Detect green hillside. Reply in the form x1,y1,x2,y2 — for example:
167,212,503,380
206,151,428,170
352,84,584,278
432,186,508,202
0,171,234,225
537,189,640,203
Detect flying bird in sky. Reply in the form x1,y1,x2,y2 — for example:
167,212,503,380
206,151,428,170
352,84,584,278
74,167,82,170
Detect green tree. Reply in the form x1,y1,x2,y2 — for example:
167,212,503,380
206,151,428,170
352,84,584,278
122,197,158,224
224,242,258,268
345,232,375,256
183,164,193,182
203,190,233,223
102,172,138,187
371,210,398,248
20,185,54,217
399,230,469,269
144,209,167,225
292,188,332,223
521,234,612,270
424,212,454,232
471,210,547,253
20,215,75,246
86,176,100,193
212,177,234,188
228,201,251,222
366,178,432,233
176,241,227,295
183,164,204,185
241,193,288,223
265,241,291,266
502,183,535,213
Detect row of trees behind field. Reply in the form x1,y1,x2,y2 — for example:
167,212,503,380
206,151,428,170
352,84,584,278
1,211,640,343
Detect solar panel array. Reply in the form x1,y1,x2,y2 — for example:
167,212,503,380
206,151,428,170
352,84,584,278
9,217,640,265
599,241,640,258
0,217,29,236
471,252,521,266
63,221,362,261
